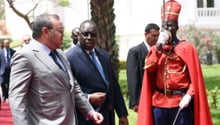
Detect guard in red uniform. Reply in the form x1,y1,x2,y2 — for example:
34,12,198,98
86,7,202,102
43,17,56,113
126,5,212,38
137,0,213,125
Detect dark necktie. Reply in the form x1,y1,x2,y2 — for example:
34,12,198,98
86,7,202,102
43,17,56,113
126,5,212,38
5,49,10,65
90,51,107,84
50,51,70,80
50,51,64,70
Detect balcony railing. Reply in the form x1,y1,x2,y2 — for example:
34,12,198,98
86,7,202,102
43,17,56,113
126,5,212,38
197,8,220,17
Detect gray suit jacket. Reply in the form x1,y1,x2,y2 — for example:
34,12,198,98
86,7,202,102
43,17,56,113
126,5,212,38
9,41,93,125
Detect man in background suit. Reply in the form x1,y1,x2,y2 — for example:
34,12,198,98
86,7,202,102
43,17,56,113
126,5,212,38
9,14,103,125
71,27,79,45
20,34,31,48
126,23,160,112
66,20,128,125
0,39,16,102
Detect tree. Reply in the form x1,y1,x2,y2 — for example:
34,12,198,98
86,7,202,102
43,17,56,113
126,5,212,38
6,0,40,30
6,0,71,49
6,0,70,30
90,0,120,80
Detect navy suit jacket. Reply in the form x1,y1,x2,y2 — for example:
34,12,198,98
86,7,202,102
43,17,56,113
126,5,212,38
66,44,128,125
126,42,148,109
0,48,16,83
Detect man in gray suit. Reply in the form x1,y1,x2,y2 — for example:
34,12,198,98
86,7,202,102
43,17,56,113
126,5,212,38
9,14,103,125
126,23,160,112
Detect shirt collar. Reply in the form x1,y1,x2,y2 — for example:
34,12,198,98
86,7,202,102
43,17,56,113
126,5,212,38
144,41,151,50
31,39,51,56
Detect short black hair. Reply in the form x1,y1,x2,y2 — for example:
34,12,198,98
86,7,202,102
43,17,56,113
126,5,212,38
72,27,79,34
144,23,160,33
79,20,97,32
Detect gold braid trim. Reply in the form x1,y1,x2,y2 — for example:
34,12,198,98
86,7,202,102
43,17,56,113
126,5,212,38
143,63,155,69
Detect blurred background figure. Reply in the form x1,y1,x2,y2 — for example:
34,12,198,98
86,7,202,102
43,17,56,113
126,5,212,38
21,34,31,48
0,39,16,103
126,23,160,112
71,27,79,45
0,41,3,49
0,40,3,109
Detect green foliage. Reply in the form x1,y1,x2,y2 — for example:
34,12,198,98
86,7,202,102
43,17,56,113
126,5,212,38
61,31,72,50
119,60,126,69
202,65,220,89
57,0,70,7
215,44,220,63
202,65,220,124
10,40,21,48
118,70,129,97
115,98,137,125
206,87,220,109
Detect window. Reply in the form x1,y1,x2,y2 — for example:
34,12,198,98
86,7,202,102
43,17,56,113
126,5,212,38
207,0,214,8
197,0,214,8
197,0,203,8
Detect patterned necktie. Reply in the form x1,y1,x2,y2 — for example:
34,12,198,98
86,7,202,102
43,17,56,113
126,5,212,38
90,51,107,83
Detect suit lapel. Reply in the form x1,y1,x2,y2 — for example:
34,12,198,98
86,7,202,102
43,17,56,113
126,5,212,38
76,46,108,87
76,45,98,72
141,42,148,56
32,48,70,89
55,50,74,89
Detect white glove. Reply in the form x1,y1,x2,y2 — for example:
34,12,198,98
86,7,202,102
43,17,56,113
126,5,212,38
157,31,171,45
179,94,192,110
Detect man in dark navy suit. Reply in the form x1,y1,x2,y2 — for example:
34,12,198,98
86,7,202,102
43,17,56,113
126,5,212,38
0,39,16,102
66,20,128,125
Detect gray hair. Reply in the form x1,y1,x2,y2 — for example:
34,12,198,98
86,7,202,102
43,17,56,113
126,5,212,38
32,14,60,39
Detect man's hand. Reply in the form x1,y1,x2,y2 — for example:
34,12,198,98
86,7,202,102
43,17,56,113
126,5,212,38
87,110,104,124
119,116,129,125
133,105,139,112
89,92,106,106
179,94,192,110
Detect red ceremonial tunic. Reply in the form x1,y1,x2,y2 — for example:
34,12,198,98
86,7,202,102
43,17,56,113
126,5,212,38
146,49,194,108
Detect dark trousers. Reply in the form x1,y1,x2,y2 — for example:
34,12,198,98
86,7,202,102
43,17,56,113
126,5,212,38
153,102,194,125
1,83,9,100
1,68,10,100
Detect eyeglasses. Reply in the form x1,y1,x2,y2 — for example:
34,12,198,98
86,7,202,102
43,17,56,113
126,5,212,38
80,32,97,38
